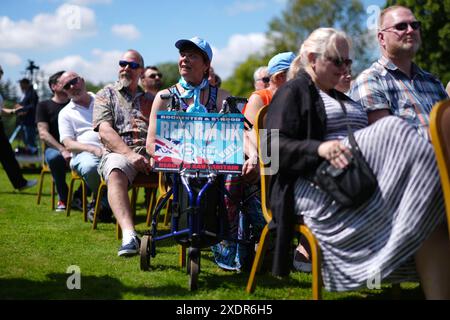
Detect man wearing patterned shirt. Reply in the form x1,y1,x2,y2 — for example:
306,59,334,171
93,49,153,257
351,5,448,140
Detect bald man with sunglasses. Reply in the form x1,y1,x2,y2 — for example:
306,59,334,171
58,71,112,222
351,5,448,141
93,50,153,257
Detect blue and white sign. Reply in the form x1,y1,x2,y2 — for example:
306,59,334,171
154,111,245,173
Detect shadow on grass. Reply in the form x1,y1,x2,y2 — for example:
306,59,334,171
0,273,193,300
0,190,38,196
0,270,424,300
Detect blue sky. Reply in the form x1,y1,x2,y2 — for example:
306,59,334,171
1,0,385,85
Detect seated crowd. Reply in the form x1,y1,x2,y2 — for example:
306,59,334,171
0,4,448,299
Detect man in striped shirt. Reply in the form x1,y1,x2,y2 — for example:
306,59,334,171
351,5,448,141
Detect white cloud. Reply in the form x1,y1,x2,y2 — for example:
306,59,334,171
226,1,267,16
0,52,22,66
0,4,97,50
42,49,123,84
111,24,141,40
212,33,269,79
69,0,112,5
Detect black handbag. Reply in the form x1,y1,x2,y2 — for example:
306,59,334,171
313,93,378,208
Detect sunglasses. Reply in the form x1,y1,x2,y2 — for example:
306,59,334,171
325,56,353,68
147,73,162,79
119,60,141,70
382,21,421,32
257,77,270,84
63,77,80,90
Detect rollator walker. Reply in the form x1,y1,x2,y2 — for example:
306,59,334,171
139,96,256,290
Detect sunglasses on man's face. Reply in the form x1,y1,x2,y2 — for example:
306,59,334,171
382,21,421,32
148,73,162,79
119,60,141,70
325,56,353,68
63,77,80,90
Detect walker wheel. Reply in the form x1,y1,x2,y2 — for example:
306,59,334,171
140,235,151,271
188,248,200,291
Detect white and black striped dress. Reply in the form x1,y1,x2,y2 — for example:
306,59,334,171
294,89,445,292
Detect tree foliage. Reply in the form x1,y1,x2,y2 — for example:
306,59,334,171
0,79,19,103
156,62,180,89
224,0,378,96
221,54,271,98
386,0,450,84
267,0,375,74
85,81,104,95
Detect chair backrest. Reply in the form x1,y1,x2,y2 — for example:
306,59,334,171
255,105,272,223
429,99,450,236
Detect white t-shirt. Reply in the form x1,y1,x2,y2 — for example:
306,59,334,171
58,92,102,155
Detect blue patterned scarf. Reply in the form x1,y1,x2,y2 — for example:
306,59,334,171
178,77,209,113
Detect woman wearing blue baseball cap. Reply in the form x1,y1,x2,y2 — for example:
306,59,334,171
147,37,265,272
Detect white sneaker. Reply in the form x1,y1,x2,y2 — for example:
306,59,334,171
55,200,67,212
18,179,37,191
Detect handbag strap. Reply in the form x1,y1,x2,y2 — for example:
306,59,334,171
332,91,359,151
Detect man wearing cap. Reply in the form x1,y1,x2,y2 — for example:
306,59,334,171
93,49,153,257
244,52,296,126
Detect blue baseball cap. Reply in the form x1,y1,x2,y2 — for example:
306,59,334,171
175,36,213,62
267,52,296,76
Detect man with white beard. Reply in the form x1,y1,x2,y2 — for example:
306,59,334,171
93,50,153,257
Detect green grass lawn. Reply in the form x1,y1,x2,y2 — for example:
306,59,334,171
0,167,423,300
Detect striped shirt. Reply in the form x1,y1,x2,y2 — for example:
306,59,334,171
350,56,448,140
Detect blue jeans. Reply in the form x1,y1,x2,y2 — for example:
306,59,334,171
22,124,37,153
70,151,108,208
44,147,68,202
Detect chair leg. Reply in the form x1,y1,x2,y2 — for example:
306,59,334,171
130,187,138,216
179,245,186,268
116,222,122,240
246,224,270,293
299,225,322,300
92,183,106,230
66,178,75,217
51,180,55,211
36,171,45,204
145,188,157,226
81,180,87,222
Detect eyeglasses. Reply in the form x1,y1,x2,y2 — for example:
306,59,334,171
381,21,421,32
119,60,141,70
147,73,162,79
256,77,270,84
325,56,353,68
63,77,80,90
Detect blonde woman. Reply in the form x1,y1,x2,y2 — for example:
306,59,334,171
266,28,449,299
